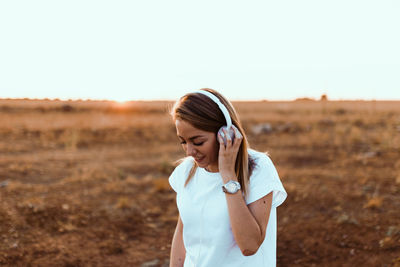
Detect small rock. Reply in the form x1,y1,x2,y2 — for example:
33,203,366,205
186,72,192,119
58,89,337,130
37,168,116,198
379,236,395,249
336,213,359,225
141,259,160,267
357,151,381,164
251,123,273,135
0,180,9,188
363,197,383,209
333,205,342,212
336,213,349,224
362,185,373,194
387,226,400,237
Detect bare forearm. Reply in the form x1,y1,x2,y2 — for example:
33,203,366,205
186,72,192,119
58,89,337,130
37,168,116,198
224,189,263,254
170,236,185,267
170,217,186,267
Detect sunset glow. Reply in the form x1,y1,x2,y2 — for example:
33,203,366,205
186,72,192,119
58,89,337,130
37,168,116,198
0,1,399,101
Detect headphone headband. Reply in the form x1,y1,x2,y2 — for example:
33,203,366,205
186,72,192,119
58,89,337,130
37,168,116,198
195,90,232,128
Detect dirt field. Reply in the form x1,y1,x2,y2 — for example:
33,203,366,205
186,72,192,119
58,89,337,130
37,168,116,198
0,98,399,267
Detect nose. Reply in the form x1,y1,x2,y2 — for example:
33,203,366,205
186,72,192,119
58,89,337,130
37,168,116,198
186,143,197,157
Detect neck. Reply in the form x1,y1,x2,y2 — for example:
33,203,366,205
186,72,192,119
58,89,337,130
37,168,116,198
205,163,219,173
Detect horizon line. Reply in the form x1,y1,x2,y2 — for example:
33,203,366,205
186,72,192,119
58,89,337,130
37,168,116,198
1,96,400,102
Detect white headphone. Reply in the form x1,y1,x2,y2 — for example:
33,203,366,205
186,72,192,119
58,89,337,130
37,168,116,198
194,90,236,145
195,90,232,128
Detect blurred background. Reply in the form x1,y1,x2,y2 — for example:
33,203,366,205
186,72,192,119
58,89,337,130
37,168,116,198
0,1,399,266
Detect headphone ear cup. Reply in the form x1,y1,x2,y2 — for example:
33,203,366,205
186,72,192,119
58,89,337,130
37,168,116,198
218,126,235,146
231,125,242,138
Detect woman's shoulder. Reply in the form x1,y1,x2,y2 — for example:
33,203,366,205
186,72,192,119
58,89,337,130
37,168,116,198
169,157,194,193
248,148,274,168
246,148,287,207
172,156,195,174
247,148,280,181
176,156,194,167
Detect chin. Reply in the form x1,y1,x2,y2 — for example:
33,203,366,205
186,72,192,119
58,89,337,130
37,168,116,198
197,161,208,168
194,158,208,168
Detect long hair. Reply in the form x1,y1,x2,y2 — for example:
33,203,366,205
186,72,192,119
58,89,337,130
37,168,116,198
170,88,255,197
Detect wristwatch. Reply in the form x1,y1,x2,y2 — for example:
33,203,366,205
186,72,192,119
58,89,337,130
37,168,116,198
222,180,241,194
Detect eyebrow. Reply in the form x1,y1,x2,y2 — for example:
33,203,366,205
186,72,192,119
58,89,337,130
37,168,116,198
177,135,205,141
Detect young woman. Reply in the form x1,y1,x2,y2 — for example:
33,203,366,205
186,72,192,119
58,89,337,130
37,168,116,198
168,89,287,267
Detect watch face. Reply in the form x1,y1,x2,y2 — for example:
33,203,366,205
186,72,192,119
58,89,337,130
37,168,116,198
226,182,237,192
223,181,240,194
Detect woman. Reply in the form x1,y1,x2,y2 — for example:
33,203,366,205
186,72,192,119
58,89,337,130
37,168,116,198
168,89,287,267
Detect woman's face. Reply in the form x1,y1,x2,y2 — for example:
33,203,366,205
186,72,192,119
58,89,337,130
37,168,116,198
175,119,219,172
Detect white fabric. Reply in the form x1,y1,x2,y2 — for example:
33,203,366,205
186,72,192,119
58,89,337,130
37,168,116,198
169,149,287,267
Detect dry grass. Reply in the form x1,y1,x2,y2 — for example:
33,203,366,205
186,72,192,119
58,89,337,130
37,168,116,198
0,98,399,266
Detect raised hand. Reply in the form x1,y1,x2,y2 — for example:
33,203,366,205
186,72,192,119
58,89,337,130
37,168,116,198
217,125,243,182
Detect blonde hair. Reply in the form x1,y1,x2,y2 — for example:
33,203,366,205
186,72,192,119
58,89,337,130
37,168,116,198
170,88,255,197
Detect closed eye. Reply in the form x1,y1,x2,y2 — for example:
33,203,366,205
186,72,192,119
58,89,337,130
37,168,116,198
193,142,204,146
179,141,204,146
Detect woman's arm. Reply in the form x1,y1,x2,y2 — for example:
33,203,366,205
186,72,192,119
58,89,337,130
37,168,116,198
224,189,273,256
218,128,273,256
169,215,186,267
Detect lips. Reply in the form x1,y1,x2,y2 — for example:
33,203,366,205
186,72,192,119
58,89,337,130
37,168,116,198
194,156,205,163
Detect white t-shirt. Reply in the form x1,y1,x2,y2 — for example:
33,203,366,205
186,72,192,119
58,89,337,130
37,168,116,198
169,149,287,267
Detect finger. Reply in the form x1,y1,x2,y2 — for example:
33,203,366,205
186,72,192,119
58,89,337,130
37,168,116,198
233,126,243,139
223,128,232,147
233,127,243,146
217,133,226,151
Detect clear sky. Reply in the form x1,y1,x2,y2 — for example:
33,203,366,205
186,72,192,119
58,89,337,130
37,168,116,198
0,0,399,101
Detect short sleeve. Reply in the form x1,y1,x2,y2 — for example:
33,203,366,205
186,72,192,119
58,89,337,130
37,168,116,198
246,153,287,208
168,157,194,194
